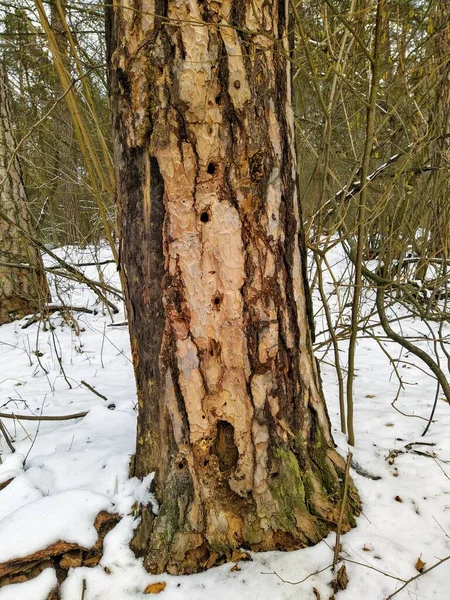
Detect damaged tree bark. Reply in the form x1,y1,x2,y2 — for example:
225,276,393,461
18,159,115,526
0,65,50,325
107,0,360,575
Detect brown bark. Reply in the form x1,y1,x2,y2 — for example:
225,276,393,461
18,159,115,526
0,65,50,325
107,0,360,575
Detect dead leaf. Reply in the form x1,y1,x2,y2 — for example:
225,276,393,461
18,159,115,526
336,564,348,590
312,586,321,599
365,394,375,398
362,544,371,552
230,564,241,572
144,582,167,594
415,556,426,573
230,549,251,562
394,495,403,503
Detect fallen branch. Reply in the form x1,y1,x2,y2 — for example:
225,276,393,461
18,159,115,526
0,419,15,453
107,321,128,328
0,478,13,492
21,305,96,330
262,563,332,585
80,380,108,401
0,410,88,422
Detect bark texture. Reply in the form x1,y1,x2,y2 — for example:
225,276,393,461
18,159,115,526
0,65,50,325
107,0,360,575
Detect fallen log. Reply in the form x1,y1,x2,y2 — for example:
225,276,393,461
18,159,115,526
0,511,119,588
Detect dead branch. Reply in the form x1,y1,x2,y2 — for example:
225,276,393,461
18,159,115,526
80,380,108,401
385,554,450,599
0,410,88,421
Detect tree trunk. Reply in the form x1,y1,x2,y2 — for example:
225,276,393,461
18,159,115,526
0,65,50,325
107,0,359,575
49,0,80,245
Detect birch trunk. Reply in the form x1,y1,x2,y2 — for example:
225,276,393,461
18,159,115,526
0,66,50,325
107,0,359,575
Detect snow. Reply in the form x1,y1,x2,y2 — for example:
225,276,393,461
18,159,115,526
0,490,113,562
0,568,57,600
0,243,449,599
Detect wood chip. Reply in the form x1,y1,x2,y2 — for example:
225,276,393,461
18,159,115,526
144,582,167,594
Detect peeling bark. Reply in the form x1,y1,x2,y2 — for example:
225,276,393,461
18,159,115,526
0,65,50,325
107,0,360,575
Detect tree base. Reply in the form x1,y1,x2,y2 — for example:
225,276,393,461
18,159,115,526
132,447,360,575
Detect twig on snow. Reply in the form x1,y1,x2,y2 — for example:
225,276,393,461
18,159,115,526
80,380,108,401
385,554,450,599
0,420,15,453
0,410,88,421
262,563,332,585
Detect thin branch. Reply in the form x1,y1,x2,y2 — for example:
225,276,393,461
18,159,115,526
385,554,450,599
80,380,107,401
0,410,88,421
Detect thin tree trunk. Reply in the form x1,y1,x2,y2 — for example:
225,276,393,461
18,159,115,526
49,0,80,244
107,0,360,575
0,65,50,325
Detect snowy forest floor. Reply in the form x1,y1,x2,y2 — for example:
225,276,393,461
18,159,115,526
0,244,449,600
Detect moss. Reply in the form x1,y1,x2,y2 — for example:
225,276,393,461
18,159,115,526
209,540,231,556
270,446,308,531
303,421,339,498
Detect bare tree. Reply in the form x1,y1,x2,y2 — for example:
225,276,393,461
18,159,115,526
107,1,359,575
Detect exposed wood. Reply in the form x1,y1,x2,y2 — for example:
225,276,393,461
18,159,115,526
107,0,360,575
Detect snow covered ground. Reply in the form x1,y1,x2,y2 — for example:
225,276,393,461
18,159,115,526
0,244,449,599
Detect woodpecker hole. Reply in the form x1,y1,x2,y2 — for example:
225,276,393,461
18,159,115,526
214,420,239,472
212,293,223,310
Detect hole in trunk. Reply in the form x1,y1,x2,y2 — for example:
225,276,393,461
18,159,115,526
208,338,222,359
212,293,223,310
214,420,239,472
207,162,216,175
200,210,210,223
